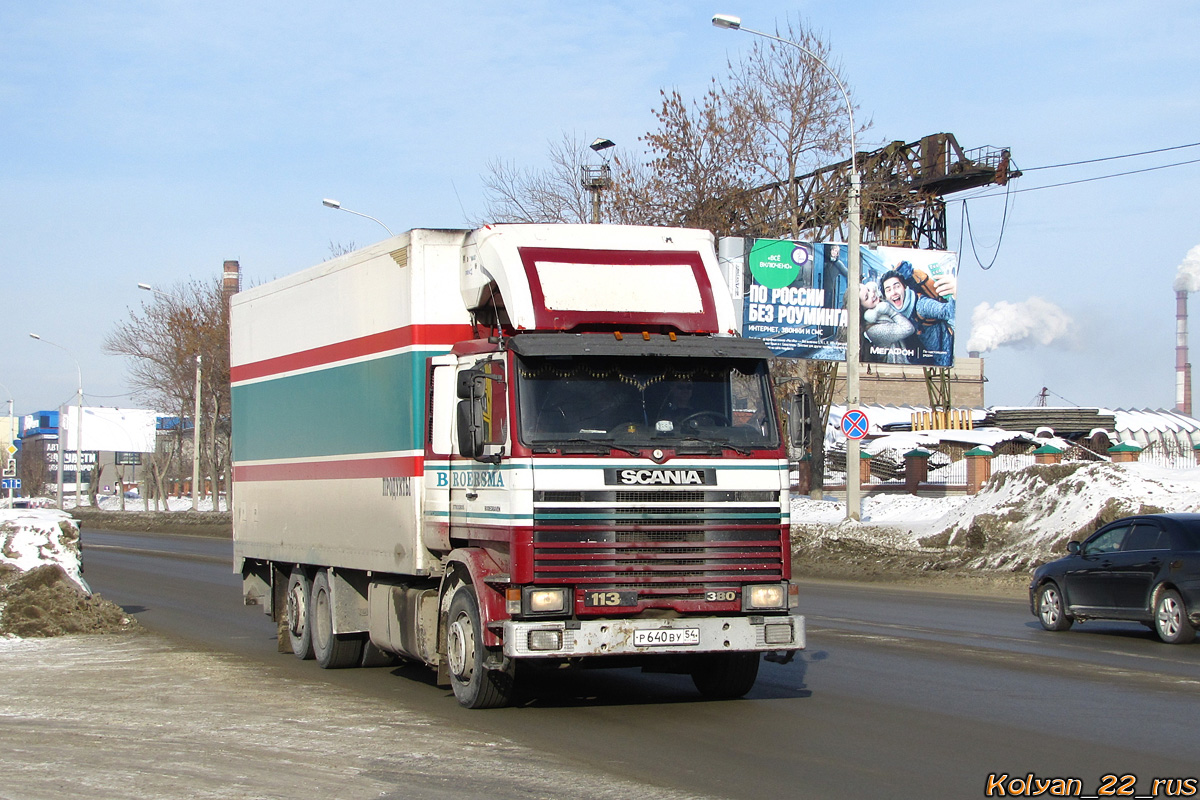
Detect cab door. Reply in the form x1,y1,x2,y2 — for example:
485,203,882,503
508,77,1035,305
448,356,509,541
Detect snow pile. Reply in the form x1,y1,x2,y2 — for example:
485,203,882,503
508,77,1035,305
0,509,88,593
791,461,1200,573
0,510,134,639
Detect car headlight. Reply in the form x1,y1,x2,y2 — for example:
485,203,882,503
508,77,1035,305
744,583,786,611
525,587,568,615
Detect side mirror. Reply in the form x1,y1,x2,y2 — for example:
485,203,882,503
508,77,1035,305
455,363,506,464
1067,541,1080,555
457,397,484,459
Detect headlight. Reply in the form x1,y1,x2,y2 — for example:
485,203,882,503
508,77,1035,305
745,583,786,610
525,587,568,614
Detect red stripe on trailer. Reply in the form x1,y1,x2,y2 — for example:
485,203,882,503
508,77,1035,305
231,323,474,383
233,455,424,481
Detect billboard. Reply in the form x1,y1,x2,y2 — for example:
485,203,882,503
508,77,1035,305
723,237,957,367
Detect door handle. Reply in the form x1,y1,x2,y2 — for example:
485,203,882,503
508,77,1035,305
466,491,478,501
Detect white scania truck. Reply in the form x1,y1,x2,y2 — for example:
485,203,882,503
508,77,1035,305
231,224,804,708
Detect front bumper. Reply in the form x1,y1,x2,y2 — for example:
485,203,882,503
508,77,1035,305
502,613,805,658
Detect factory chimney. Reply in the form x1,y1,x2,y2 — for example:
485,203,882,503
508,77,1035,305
222,260,241,302
1177,289,1192,416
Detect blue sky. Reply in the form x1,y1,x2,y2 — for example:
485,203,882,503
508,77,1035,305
3,1,1199,415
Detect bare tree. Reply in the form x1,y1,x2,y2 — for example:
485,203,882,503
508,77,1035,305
623,17,861,240
480,132,629,225
327,241,357,260
16,438,48,499
104,278,231,511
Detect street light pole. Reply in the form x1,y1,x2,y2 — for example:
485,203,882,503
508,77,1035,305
29,333,84,508
712,13,863,520
139,283,203,511
321,199,395,236
0,382,14,501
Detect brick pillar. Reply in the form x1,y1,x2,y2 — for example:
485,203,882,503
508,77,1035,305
859,451,872,485
1194,443,1200,465
904,448,930,495
965,446,993,494
1034,445,1064,464
1108,442,1143,463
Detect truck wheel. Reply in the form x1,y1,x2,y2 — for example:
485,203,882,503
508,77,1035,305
446,584,515,709
690,652,760,699
310,571,365,668
286,570,313,660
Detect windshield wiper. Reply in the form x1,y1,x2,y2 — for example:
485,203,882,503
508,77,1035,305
542,437,641,457
671,436,752,456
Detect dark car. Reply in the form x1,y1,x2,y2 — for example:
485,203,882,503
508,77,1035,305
1030,513,1200,644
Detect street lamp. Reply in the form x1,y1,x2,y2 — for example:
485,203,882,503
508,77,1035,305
712,13,863,520
139,283,203,511
321,198,395,237
29,333,84,509
582,138,616,224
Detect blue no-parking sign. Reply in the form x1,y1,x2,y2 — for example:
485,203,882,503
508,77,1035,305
841,409,870,440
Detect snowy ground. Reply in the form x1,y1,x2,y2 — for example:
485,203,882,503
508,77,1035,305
792,460,1200,572
92,494,228,512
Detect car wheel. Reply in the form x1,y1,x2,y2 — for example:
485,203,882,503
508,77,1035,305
446,584,516,709
1154,589,1196,644
285,569,313,660
1037,582,1073,632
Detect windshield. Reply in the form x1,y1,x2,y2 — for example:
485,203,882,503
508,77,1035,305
515,354,779,452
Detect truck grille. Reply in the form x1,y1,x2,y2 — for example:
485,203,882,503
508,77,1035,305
531,490,785,586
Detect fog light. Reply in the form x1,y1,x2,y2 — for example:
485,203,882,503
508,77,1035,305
747,584,785,610
527,588,567,614
528,629,563,651
764,622,793,645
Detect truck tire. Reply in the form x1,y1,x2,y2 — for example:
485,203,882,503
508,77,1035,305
690,652,760,699
286,570,314,660
446,584,515,709
310,571,365,669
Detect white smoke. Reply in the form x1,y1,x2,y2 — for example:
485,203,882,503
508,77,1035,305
1174,244,1200,293
966,297,1074,354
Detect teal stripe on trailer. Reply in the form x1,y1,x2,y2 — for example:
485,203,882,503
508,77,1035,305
232,351,433,463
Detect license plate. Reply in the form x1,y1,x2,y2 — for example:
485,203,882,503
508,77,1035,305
633,627,701,647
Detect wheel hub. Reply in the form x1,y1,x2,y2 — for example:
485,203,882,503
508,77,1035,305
447,614,475,680
287,585,305,636
1158,597,1181,636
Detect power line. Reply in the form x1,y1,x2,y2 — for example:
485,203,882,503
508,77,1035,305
1020,141,1200,172
961,156,1200,201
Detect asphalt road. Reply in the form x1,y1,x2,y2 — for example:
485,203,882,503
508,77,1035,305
79,528,1200,800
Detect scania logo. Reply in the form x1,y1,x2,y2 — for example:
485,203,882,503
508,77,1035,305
604,468,716,486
